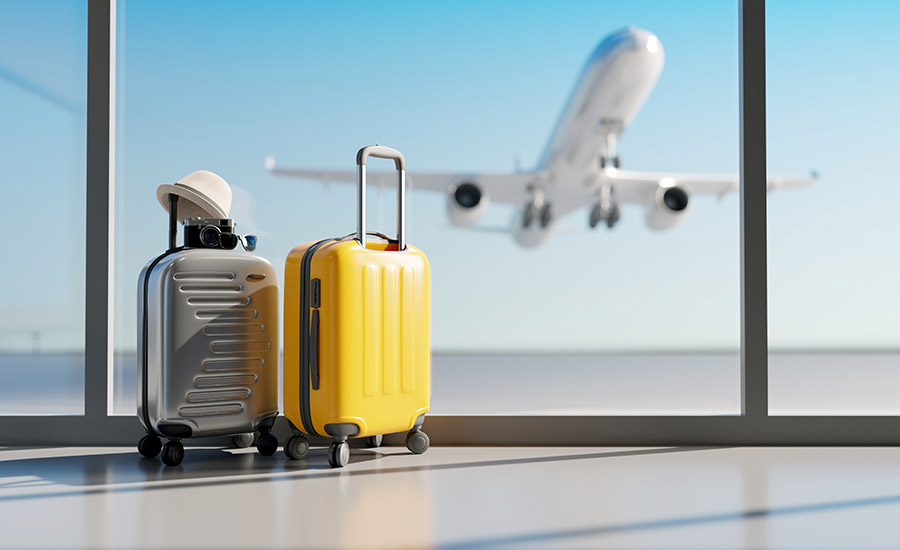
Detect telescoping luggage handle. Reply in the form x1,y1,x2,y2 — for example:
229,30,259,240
356,145,406,251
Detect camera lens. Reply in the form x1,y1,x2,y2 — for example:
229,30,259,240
200,226,221,247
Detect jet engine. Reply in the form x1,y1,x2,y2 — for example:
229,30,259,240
446,181,489,226
644,181,692,230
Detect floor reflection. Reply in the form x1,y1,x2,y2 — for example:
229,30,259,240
4,447,900,548
0,446,384,491
0,446,717,503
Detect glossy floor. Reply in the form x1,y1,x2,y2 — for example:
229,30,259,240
2,445,900,549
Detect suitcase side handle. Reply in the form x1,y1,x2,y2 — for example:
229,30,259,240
356,145,406,251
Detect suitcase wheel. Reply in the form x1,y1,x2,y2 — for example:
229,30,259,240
232,433,255,449
161,440,184,467
284,435,310,460
328,441,350,468
364,434,383,448
137,434,162,458
406,430,430,455
256,432,278,456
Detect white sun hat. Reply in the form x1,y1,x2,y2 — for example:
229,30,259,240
156,170,232,222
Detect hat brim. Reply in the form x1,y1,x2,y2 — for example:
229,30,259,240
156,183,228,222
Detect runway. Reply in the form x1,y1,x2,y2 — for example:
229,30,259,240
1,351,898,416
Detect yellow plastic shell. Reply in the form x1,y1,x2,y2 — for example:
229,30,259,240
284,238,430,438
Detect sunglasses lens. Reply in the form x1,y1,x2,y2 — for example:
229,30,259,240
243,235,257,251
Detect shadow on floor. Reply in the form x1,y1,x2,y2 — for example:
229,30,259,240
435,491,900,549
0,446,721,502
0,446,367,487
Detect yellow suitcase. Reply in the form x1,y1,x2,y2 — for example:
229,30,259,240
283,146,431,467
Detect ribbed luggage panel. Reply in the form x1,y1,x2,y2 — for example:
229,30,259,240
179,270,268,416
183,275,268,417
363,265,379,397
141,250,279,437
362,264,418,398
400,266,415,393
381,265,398,395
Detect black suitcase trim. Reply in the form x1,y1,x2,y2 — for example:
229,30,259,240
297,238,332,437
139,247,184,436
297,234,380,438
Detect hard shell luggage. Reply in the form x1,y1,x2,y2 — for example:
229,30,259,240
283,145,431,467
137,177,280,466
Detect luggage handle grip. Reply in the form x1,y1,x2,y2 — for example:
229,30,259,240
356,145,406,251
356,145,405,170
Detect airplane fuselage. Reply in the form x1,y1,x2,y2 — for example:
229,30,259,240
512,27,665,247
539,27,665,175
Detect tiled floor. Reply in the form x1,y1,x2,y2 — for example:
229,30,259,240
2,445,900,549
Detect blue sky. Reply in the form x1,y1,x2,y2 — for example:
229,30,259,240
1,0,899,353
0,1,87,353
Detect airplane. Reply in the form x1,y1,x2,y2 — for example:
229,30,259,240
266,26,817,248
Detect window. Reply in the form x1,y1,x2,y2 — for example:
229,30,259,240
0,1,87,415
767,1,900,414
113,1,741,416
6,0,896,446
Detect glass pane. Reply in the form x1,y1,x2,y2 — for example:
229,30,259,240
0,2,87,414
114,1,740,415
767,1,900,414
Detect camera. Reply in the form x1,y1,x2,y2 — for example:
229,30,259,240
184,218,257,251
184,218,240,250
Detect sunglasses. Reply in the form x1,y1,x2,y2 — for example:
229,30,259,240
239,234,257,252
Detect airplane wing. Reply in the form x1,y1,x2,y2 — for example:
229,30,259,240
604,167,819,202
407,171,540,204
266,156,540,205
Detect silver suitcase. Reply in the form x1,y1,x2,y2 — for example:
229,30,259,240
136,198,279,466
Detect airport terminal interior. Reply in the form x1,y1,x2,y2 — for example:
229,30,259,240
4,1,900,548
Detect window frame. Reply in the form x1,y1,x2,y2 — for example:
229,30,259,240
2,0,897,446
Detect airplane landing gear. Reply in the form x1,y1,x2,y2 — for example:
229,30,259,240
590,182,619,229
522,203,538,228
607,203,620,228
539,203,553,228
599,156,621,169
589,202,620,229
